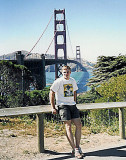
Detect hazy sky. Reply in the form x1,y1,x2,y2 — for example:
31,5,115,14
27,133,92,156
1,0,126,62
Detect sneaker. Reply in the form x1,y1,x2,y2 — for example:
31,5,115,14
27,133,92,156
71,149,75,157
75,148,83,159
79,147,84,156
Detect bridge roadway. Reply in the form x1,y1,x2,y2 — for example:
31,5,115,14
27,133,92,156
3,58,88,72
45,58,88,72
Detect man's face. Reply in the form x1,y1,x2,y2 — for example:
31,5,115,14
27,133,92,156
62,68,71,80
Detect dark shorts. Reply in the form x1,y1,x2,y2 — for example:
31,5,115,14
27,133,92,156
57,105,80,121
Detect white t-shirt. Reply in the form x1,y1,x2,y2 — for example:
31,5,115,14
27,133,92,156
50,77,78,105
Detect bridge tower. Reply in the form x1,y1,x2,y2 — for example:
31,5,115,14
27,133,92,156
54,9,67,79
76,46,81,71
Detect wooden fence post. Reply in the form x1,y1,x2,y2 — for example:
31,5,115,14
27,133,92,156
37,113,44,153
119,108,125,139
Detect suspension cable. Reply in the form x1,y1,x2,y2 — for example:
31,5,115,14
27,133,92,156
44,32,56,55
66,20,75,59
25,13,54,57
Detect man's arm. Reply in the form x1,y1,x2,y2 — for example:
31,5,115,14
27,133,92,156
50,90,57,114
74,91,77,103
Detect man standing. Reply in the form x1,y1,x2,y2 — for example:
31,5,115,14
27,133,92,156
50,66,83,159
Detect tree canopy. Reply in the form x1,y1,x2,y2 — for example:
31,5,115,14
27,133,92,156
87,55,126,87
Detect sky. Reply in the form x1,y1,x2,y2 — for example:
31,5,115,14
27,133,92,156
0,0,126,62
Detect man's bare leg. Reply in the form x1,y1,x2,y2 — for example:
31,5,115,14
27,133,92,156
64,120,76,150
72,118,82,148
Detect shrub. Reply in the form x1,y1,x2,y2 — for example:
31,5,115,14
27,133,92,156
24,87,50,106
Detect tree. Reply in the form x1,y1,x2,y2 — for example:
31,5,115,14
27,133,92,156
87,55,126,87
96,74,126,102
0,61,32,108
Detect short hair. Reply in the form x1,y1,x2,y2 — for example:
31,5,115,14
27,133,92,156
62,65,71,72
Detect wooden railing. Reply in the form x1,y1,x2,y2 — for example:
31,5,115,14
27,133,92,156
0,102,126,153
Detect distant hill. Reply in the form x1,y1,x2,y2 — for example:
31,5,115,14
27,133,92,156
0,51,95,71
81,59,95,70
0,50,41,60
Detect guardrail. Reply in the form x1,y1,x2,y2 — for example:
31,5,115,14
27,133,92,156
0,102,126,153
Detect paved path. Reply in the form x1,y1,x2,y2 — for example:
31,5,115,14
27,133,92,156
41,143,126,160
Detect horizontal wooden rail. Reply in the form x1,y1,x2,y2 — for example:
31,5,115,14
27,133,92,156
0,102,126,153
0,102,126,117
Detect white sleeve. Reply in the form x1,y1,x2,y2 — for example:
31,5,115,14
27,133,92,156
73,79,78,91
50,79,60,92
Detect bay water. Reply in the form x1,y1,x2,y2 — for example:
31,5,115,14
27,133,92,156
46,70,92,93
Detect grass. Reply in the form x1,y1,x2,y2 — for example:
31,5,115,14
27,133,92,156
0,116,37,136
0,116,91,137
0,115,120,137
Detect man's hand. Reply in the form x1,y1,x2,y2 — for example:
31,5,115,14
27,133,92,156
52,108,57,114
50,90,57,114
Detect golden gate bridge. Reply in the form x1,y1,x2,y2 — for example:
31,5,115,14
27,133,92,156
0,9,89,92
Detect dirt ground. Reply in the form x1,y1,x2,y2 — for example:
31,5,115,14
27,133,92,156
0,129,126,160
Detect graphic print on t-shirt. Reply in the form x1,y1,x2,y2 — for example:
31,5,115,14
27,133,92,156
63,84,73,97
